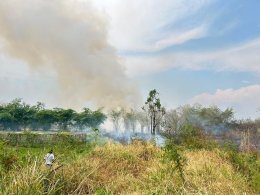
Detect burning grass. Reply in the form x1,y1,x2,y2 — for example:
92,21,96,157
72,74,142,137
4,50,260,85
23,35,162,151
0,141,257,194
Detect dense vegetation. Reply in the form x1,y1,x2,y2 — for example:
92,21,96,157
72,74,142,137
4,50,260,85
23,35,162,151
0,134,259,194
0,93,259,194
0,98,106,131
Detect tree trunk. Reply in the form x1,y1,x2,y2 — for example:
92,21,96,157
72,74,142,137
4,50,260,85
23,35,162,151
150,115,153,134
152,113,156,135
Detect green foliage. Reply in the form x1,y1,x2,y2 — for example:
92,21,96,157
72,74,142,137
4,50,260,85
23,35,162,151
223,140,238,152
122,109,138,132
198,106,234,126
0,139,257,194
164,104,235,137
143,89,165,134
54,108,76,130
0,137,93,176
53,132,80,146
179,124,203,140
109,109,123,131
0,141,18,173
221,145,260,193
1,132,87,147
76,108,106,130
0,134,94,194
229,152,260,192
1,152,18,171
94,188,110,195
171,124,218,150
0,99,106,131
162,141,186,183
35,109,58,131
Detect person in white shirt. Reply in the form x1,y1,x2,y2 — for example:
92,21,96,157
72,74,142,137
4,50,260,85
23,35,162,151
44,149,55,168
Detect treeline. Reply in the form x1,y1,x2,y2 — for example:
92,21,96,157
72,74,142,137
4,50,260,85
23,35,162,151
163,104,260,151
108,104,236,134
164,104,235,136
0,99,106,131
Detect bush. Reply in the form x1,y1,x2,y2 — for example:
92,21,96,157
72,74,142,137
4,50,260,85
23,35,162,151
223,140,238,152
162,141,186,183
53,132,82,147
0,132,87,148
172,124,218,150
226,150,260,192
0,142,19,172
1,154,18,171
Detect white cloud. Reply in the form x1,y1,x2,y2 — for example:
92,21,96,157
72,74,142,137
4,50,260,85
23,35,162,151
125,38,260,76
90,0,260,77
189,85,260,119
92,0,212,52
154,25,207,50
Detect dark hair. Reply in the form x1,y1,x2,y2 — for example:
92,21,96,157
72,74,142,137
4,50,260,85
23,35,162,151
49,149,53,153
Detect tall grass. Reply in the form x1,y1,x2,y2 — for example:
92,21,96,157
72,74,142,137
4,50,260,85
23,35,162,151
221,141,260,192
0,131,87,147
1,140,256,194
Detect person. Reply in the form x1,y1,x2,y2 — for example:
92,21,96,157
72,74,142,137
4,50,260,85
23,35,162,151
44,149,55,168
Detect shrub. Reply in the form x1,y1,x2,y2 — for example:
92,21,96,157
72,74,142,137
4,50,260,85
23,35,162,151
162,141,186,183
223,140,238,152
173,124,218,150
225,150,260,192
0,142,19,171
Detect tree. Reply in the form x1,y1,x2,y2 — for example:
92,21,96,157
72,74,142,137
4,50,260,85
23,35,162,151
35,109,58,131
128,109,138,133
233,119,259,152
109,109,123,132
164,104,235,137
122,109,130,131
199,107,233,125
142,89,165,134
54,108,76,131
0,99,107,132
75,108,106,130
164,110,179,136
4,99,38,131
122,109,138,133
136,111,149,133
0,112,14,130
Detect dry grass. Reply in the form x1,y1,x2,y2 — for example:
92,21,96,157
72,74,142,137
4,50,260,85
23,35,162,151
184,149,250,194
0,141,255,194
1,159,63,195
61,141,160,194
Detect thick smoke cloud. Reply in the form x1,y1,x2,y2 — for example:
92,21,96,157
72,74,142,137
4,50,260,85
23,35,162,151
0,0,139,109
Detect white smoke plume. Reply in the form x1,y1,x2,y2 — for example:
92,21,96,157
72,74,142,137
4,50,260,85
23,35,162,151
0,0,139,109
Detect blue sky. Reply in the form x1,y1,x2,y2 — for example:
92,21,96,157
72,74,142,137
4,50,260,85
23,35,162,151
0,0,260,119
93,0,260,118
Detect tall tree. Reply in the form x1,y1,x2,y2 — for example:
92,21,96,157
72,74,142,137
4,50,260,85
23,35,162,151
35,109,58,131
122,109,138,133
142,89,165,134
136,111,149,133
53,108,76,131
109,109,123,132
0,99,107,131
75,108,106,130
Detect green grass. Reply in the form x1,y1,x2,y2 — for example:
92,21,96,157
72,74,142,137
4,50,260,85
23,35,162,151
0,135,259,194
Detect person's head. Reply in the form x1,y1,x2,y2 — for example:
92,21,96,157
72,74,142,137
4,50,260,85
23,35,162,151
49,149,53,154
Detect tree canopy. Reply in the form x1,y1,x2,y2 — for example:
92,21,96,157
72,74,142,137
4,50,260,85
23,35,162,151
142,89,165,134
0,99,106,131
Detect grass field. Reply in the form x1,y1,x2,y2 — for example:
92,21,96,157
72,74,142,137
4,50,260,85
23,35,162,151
0,134,259,195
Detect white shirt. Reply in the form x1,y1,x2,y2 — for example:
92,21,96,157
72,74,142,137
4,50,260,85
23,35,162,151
44,153,54,165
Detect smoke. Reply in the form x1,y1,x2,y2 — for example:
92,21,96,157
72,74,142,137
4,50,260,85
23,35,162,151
0,0,139,109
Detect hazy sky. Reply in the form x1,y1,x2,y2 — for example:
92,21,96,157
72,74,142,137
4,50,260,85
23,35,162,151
0,0,260,119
